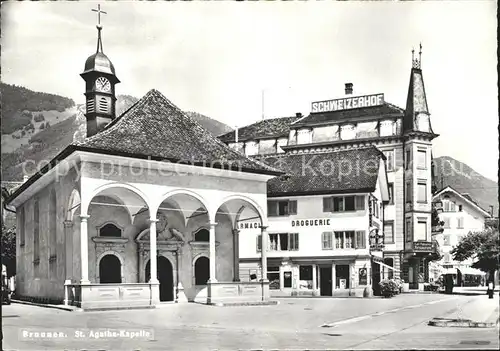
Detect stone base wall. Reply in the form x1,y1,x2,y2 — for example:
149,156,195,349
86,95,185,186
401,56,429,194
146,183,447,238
207,281,270,305
65,283,159,310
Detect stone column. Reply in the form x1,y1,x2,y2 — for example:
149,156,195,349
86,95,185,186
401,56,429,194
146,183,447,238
232,229,240,282
331,263,336,295
80,215,90,284
149,219,159,283
64,220,74,284
260,226,268,281
312,264,317,295
208,222,217,282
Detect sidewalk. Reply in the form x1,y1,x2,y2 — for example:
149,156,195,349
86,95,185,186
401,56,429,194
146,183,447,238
428,296,499,328
12,299,80,312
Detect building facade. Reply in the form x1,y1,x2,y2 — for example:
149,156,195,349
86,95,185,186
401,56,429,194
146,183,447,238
220,48,439,290
431,186,491,285
236,148,389,297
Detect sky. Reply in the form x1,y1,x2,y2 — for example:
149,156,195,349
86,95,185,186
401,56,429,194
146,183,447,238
1,1,498,181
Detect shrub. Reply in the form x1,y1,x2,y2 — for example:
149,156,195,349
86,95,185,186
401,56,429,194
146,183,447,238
379,279,399,298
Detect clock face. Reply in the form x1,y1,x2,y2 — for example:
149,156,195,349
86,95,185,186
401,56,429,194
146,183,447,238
95,77,111,93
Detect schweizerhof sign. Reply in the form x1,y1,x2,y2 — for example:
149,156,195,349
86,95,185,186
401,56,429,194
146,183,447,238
311,93,384,113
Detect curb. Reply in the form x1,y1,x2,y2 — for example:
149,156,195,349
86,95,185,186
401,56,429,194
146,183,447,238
12,300,79,312
428,318,499,328
208,301,279,307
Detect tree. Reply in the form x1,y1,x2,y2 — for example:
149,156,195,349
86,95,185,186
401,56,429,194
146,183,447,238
1,222,16,277
451,228,499,281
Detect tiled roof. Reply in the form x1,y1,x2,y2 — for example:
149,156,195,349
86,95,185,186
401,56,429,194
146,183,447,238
293,103,404,127
218,116,301,143
256,146,383,196
76,89,282,175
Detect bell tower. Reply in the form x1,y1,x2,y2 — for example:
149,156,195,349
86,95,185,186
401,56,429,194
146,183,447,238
80,4,120,137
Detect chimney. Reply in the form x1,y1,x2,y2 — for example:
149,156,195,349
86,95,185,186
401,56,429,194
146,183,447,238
23,175,29,182
489,205,494,217
235,126,239,144
295,112,302,118
345,83,353,95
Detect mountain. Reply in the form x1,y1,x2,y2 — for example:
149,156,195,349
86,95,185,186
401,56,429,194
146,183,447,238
433,156,498,215
1,82,75,135
184,111,233,136
1,87,232,181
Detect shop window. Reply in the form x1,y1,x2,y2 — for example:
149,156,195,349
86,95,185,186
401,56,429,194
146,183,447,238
268,200,297,217
299,265,313,289
267,267,280,290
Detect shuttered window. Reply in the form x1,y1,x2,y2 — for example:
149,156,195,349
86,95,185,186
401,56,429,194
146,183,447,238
322,232,333,250
355,230,366,249
323,197,333,212
289,233,299,251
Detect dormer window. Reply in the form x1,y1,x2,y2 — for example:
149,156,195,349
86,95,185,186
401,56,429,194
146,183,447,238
380,120,394,137
99,223,122,237
340,124,356,140
245,141,258,156
297,129,312,144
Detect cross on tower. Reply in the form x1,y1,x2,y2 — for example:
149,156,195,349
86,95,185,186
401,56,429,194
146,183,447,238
92,4,107,26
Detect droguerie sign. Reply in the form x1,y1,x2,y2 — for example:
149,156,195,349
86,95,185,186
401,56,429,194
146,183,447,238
291,218,331,227
311,93,384,113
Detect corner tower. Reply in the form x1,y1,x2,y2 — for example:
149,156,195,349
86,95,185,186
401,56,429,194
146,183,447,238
402,44,439,288
80,4,120,137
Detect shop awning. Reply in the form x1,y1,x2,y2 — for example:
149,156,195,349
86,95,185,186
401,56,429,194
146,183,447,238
458,267,486,276
373,260,401,272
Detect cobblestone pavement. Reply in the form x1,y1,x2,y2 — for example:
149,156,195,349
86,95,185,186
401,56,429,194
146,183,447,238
2,294,499,350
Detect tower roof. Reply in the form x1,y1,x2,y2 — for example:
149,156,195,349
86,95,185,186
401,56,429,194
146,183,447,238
83,51,116,76
403,44,435,135
81,4,118,79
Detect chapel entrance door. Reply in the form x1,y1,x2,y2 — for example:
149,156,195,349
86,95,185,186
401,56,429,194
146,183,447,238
146,256,174,302
99,254,122,283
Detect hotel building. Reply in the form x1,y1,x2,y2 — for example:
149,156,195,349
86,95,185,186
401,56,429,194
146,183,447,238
219,48,439,292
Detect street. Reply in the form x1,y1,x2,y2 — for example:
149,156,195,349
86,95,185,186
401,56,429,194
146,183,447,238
2,294,499,350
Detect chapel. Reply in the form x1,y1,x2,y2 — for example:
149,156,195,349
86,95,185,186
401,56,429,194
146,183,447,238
6,10,280,309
